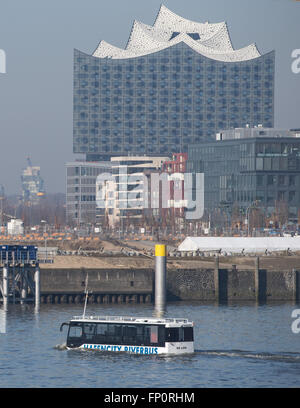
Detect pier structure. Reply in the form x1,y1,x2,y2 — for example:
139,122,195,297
0,245,40,307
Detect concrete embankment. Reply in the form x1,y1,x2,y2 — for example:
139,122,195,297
39,268,153,304
166,267,299,302
39,259,300,303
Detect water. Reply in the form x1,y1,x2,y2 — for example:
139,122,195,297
0,301,300,388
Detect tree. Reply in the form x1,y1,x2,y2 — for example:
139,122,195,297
275,200,289,228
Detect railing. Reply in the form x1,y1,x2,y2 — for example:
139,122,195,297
72,315,190,324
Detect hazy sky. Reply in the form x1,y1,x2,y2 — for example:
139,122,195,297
0,0,299,194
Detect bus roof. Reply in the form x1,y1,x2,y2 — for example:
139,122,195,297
70,315,193,326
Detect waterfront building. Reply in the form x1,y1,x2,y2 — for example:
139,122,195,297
187,127,300,223
73,4,274,160
161,153,187,227
66,161,111,225
7,219,24,236
96,156,169,230
162,153,188,173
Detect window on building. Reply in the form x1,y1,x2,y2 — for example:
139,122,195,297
257,175,264,186
289,175,296,186
278,175,286,186
267,175,276,185
289,191,296,202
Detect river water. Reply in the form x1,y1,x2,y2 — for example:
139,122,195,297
0,301,300,388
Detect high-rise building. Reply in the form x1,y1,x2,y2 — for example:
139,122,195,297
73,4,274,160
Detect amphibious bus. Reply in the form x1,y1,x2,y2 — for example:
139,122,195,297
60,315,194,355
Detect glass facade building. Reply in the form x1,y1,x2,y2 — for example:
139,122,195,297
187,132,300,221
73,5,274,160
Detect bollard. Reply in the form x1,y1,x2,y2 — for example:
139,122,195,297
155,244,167,311
61,295,68,304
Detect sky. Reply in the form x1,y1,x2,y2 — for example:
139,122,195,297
0,0,299,194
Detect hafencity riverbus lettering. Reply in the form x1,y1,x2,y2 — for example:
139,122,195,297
82,344,159,354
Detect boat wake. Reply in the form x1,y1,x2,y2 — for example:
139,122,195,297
54,342,67,350
195,349,300,363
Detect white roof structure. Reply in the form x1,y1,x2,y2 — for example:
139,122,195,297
71,315,191,325
178,237,300,254
93,4,261,62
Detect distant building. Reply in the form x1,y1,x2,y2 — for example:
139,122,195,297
7,219,24,235
162,153,188,223
162,153,188,173
21,159,45,205
216,126,296,141
96,156,169,229
187,127,300,223
66,161,111,225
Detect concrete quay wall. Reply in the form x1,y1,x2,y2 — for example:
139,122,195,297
39,265,300,303
40,268,154,304
167,268,299,301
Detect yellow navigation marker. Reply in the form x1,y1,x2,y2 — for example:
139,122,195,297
155,244,166,257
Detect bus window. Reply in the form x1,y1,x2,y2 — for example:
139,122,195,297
136,325,145,345
178,327,184,342
158,326,165,345
83,323,96,340
184,327,194,342
165,327,193,342
106,324,122,344
165,328,179,342
150,326,158,343
95,323,108,343
123,325,137,344
143,325,165,346
68,323,83,338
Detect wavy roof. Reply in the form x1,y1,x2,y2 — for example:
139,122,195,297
92,4,261,62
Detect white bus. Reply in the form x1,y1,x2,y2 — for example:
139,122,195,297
60,315,194,355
